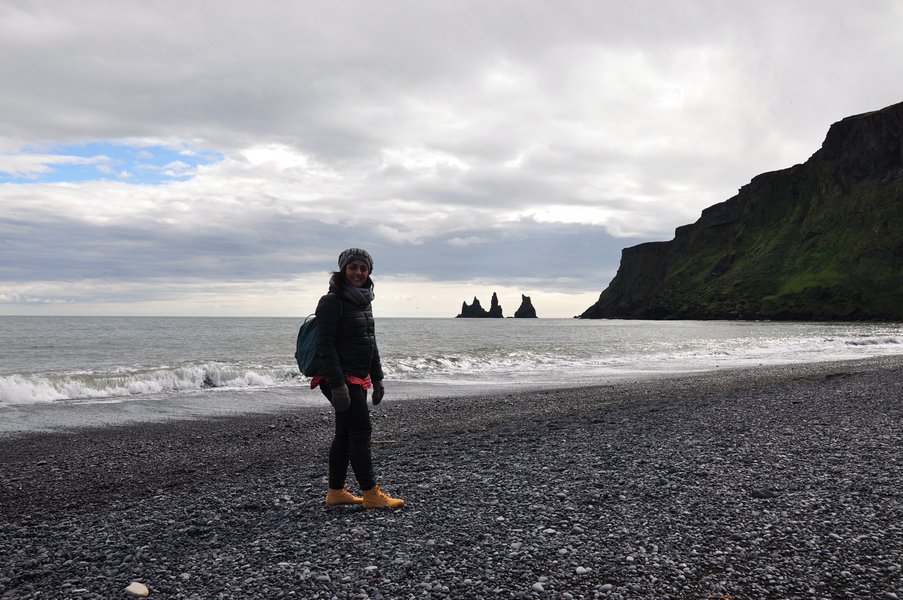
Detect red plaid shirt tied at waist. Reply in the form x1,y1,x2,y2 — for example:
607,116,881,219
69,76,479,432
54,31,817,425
310,374,372,390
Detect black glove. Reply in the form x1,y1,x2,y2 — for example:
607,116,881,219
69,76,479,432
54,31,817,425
372,380,385,405
329,384,351,412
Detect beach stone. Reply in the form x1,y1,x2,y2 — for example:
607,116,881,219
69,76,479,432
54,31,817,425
4,357,903,600
124,581,149,597
531,582,545,592
750,488,778,499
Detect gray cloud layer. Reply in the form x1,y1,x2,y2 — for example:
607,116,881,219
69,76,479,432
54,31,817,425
2,0,902,315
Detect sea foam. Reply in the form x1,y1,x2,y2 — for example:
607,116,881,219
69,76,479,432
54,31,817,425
0,363,295,406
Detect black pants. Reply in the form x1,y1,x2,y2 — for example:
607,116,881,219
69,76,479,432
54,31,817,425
321,383,375,491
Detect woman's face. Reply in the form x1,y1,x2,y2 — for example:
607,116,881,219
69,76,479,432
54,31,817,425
344,260,369,288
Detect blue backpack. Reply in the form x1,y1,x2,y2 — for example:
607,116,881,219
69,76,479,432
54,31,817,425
295,296,341,377
294,314,319,377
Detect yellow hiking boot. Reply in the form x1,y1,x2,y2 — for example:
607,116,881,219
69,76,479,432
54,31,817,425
362,483,405,509
324,485,363,506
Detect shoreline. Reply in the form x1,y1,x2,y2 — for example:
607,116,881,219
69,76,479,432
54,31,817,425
2,356,902,598
3,354,902,437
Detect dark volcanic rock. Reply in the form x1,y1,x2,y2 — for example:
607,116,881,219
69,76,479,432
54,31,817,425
456,292,504,318
457,296,487,318
581,100,903,321
514,294,538,318
2,357,903,599
488,292,503,318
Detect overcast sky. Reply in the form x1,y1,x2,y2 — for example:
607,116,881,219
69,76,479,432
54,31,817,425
2,1,902,318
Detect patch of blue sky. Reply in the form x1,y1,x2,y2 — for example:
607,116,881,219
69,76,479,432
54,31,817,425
0,141,224,184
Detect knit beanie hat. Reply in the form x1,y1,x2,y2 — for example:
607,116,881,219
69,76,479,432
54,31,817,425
338,248,374,273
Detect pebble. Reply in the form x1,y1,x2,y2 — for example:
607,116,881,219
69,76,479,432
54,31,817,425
2,359,903,600
124,582,149,597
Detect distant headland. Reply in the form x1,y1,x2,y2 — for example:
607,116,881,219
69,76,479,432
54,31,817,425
580,99,903,321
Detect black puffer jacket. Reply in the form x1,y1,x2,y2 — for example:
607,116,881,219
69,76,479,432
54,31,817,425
315,275,384,387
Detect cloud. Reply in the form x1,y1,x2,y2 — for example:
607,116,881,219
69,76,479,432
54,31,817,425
1,0,902,316
447,236,489,248
0,291,69,305
0,152,107,179
0,275,601,318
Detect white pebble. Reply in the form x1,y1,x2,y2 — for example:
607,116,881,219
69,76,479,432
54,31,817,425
532,582,545,592
124,582,149,598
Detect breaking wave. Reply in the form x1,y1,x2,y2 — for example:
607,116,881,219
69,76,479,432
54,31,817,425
842,337,902,346
0,363,299,406
1,321,901,407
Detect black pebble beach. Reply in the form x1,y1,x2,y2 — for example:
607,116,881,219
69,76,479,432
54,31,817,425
2,357,903,599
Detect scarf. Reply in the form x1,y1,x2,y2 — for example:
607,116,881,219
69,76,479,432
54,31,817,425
329,274,375,307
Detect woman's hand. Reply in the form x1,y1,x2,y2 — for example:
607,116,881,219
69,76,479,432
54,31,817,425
329,384,351,412
372,380,385,405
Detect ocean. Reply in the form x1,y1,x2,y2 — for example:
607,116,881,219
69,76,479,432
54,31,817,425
1,316,902,432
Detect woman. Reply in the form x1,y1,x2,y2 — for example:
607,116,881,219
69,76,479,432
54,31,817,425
310,248,404,509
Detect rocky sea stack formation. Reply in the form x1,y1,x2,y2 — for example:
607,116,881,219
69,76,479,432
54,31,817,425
514,294,538,318
456,292,504,318
456,293,540,318
581,100,903,321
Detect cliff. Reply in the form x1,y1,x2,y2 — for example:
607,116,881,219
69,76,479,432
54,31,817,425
514,294,538,318
581,100,903,321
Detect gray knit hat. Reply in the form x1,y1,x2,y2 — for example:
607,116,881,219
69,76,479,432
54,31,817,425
338,248,374,273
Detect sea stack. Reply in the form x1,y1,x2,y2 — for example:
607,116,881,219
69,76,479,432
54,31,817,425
456,293,504,318
514,294,538,318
